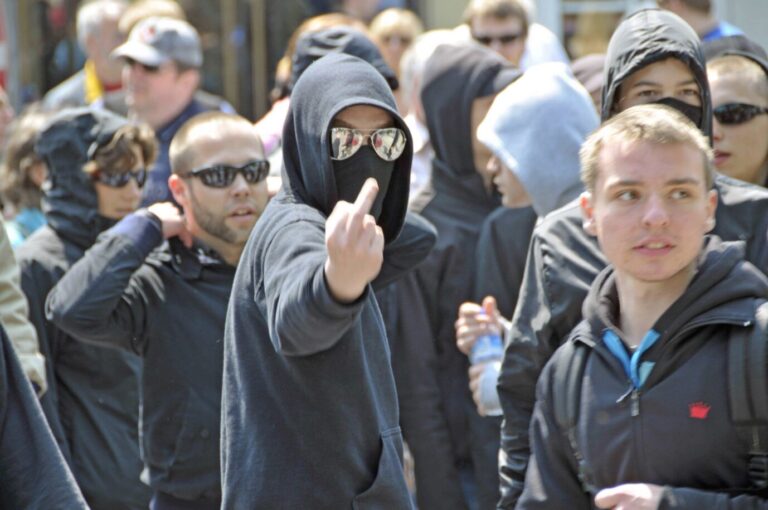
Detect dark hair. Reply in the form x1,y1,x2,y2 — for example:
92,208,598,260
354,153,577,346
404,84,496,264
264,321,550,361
82,123,158,176
0,110,50,209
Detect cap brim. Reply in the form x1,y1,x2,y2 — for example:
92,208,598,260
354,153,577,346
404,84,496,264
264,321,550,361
480,67,522,97
112,40,168,67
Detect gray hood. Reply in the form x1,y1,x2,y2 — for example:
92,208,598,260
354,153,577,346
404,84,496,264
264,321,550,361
477,62,599,217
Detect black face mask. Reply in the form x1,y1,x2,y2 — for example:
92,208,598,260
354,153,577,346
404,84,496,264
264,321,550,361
332,145,394,220
653,96,703,129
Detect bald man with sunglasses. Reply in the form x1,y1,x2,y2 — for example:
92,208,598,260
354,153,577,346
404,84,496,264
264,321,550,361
46,112,269,510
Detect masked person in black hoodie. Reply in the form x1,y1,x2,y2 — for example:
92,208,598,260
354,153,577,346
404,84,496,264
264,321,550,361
0,322,87,508
220,53,436,509
494,9,768,508
16,107,157,510
381,42,520,510
520,104,768,509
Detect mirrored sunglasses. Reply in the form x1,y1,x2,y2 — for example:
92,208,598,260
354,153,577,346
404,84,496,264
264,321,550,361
184,160,270,188
473,32,524,46
330,127,406,162
713,102,768,125
94,168,147,188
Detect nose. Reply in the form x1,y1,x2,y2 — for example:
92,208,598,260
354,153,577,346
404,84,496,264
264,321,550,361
712,117,724,143
642,194,670,228
230,173,252,197
489,39,503,53
122,178,142,204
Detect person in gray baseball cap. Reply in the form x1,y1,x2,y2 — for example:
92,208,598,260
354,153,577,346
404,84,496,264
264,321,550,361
113,16,232,206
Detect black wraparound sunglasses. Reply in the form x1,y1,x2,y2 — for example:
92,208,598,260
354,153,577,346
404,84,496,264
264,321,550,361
713,102,768,125
94,168,147,188
182,160,270,188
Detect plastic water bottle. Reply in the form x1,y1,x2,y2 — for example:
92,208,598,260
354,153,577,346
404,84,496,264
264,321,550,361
470,328,504,417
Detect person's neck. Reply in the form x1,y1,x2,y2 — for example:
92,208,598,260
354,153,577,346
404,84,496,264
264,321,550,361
136,96,193,131
194,235,244,267
614,265,695,348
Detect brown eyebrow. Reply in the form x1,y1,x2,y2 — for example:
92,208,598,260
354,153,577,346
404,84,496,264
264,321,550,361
331,116,394,129
607,177,702,188
631,79,698,89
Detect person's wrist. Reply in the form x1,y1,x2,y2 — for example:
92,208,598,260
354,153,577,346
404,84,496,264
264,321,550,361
324,258,364,303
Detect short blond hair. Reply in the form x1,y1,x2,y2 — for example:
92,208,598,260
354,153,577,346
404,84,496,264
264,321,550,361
463,0,529,36
580,104,714,192
708,55,768,102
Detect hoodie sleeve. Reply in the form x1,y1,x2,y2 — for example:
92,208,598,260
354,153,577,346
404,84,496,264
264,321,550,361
0,324,87,509
373,211,437,290
497,226,591,508
262,219,367,357
658,488,768,509
515,357,593,510
45,212,164,355
0,219,46,393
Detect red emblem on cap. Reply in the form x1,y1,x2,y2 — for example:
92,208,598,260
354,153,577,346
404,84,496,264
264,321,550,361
689,402,711,420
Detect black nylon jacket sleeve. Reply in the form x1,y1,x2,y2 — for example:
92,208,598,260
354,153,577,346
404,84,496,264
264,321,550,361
45,216,164,355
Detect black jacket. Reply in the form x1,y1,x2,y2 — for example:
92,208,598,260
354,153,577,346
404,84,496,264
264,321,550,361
473,206,537,317
518,238,768,509
387,43,520,510
220,53,434,509
498,10,768,508
16,108,149,510
0,322,87,509
47,212,233,501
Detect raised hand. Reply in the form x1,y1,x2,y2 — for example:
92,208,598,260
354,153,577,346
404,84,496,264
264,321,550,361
147,202,194,248
455,295,502,355
324,178,385,303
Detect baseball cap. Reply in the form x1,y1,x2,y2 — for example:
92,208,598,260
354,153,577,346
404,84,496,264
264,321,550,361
113,16,202,68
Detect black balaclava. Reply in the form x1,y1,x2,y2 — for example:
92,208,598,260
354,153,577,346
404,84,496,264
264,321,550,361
291,26,399,91
281,53,412,243
602,9,712,141
34,107,130,249
332,147,394,220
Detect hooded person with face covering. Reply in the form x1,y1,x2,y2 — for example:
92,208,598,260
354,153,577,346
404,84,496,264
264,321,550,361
455,63,599,416
380,42,520,510
220,53,435,509
16,108,156,509
494,9,768,508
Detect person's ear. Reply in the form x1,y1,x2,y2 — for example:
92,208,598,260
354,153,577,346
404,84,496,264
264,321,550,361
705,188,718,232
580,191,597,236
168,174,188,206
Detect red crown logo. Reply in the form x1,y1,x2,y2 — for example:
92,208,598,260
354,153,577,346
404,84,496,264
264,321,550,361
689,402,711,420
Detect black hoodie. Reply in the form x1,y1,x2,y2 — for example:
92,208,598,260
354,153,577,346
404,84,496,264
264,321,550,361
519,238,768,508
221,53,433,509
385,43,521,510
0,322,87,508
15,108,149,510
498,9,768,508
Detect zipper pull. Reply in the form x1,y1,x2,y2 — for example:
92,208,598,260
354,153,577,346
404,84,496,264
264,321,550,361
631,390,640,417
616,385,633,405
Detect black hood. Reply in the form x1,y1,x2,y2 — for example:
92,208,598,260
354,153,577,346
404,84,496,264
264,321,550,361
420,43,521,204
291,26,399,91
35,107,129,249
583,237,768,338
602,8,712,140
281,53,412,243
